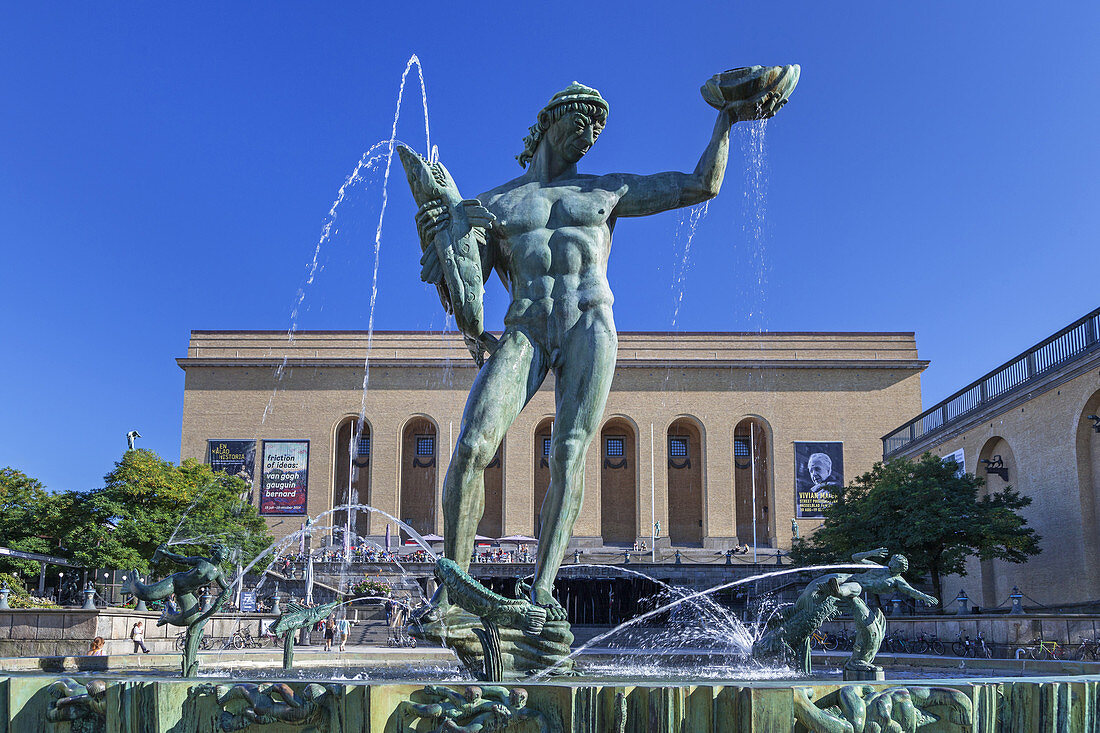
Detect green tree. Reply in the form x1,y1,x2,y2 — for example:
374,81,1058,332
0,468,71,577
65,449,272,577
790,452,1040,605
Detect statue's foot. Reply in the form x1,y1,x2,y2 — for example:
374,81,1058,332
531,589,568,622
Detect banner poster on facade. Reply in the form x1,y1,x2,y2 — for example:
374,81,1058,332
260,440,309,515
941,448,965,478
206,440,256,485
795,441,844,519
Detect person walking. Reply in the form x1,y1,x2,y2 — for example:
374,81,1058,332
130,620,150,654
337,616,350,652
323,618,336,652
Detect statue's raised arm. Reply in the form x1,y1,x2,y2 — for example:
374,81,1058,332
611,65,799,219
852,547,889,565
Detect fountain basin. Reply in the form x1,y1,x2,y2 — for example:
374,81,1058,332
6,667,1100,731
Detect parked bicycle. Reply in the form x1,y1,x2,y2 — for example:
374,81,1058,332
810,629,839,651
1025,635,1063,660
912,631,945,656
1074,638,1100,661
833,628,856,651
227,626,264,650
883,630,911,654
174,630,213,652
952,631,992,659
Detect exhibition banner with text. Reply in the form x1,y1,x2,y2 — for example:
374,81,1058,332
794,441,844,519
260,440,309,515
206,440,256,484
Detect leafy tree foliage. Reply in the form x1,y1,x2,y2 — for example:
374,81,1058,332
0,467,72,576
65,449,273,576
790,452,1040,605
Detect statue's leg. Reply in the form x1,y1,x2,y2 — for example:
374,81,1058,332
437,328,548,608
532,317,616,607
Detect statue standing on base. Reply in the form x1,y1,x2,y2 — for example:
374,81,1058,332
122,543,233,676
401,68,798,678
753,548,937,678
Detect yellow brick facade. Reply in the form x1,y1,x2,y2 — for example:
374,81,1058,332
179,330,925,552
892,352,1100,607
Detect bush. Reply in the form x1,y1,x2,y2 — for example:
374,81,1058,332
0,572,59,609
350,577,392,598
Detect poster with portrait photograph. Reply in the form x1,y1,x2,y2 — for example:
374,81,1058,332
795,441,844,518
260,440,309,515
206,440,256,485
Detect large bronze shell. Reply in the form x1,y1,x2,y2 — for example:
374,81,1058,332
701,65,800,117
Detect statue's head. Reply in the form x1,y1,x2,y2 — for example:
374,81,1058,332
465,686,483,702
210,544,230,563
888,554,908,575
509,688,528,707
517,82,608,168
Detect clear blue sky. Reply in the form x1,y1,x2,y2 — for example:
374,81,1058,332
2,3,1097,493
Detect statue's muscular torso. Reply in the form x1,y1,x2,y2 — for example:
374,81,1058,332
480,174,627,353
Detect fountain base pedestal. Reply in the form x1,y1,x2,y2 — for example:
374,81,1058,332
842,666,885,681
412,609,575,681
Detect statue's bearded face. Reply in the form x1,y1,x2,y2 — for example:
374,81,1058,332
546,109,604,163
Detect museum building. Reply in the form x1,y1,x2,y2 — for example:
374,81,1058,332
178,329,925,553
883,306,1100,607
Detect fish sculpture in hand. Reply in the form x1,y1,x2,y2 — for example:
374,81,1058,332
435,558,547,635
269,600,339,638
397,145,500,365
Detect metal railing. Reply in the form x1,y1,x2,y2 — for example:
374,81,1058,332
883,307,1100,459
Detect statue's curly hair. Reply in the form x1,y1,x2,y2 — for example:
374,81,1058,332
516,100,608,168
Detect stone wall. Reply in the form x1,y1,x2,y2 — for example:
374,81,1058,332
893,352,1100,606
0,608,275,657
822,612,1100,647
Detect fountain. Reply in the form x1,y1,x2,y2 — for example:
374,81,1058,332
5,60,1100,733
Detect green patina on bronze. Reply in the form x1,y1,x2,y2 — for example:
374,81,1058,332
794,685,972,733
193,681,343,732
753,549,938,677
400,67,799,678
16,675,1100,732
45,677,108,733
269,600,340,670
398,684,556,733
121,543,233,677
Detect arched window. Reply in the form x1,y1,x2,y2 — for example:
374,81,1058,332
667,417,704,546
401,417,438,538
600,417,638,546
977,436,1017,606
478,441,504,540
333,417,371,546
734,417,772,548
533,418,554,536
1077,391,1100,596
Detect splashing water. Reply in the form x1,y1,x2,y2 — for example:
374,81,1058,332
740,119,769,332
260,54,432,426
529,563,871,680
559,564,754,652
669,201,710,329
230,501,438,603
